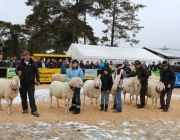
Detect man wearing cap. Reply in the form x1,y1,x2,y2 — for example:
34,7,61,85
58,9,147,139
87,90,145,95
127,60,149,108
15,50,40,117
66,59,84,114
112,60,126,112
159,60,175,112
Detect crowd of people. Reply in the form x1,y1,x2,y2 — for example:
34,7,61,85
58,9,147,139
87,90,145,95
0,56,20,68
1,55,179,74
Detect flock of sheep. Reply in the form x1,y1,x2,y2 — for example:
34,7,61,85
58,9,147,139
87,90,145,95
0,73,165,115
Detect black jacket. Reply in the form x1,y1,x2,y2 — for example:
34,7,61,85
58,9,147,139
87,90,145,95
151,65,157,71
100,73,113,91
160,67,175,89
15,58,40,84
127,66,149,85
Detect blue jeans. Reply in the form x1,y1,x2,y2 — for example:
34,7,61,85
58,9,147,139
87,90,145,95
115,87,123,112
71,88,81,108
101,91,109,105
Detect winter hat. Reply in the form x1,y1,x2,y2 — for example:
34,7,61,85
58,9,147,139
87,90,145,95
114,60,122,65
104,67,109,72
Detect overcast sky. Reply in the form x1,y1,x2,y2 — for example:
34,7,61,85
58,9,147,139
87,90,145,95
0,0,180,49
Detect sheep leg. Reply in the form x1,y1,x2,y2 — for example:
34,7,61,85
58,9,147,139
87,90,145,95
64,98,68,114
145,96,148,105
96,98,98,108
130,94,132,104
67,99,70,113
124,93,126,104
132,95,134,107
152,98,154,109
155,98,157,109
0,99,2,110
50,96,53,108
5,97,11,115
83,94,86,106
57,98,60,108
136,96,138,105
90,98,93,109
9,99,12,114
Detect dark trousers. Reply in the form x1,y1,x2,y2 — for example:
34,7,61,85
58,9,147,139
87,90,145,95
160,88,172,110
20,84,37,112
71,88,81,108
140,84,148,106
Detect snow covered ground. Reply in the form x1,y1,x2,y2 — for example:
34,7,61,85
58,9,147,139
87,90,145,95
0,119,180,139
1,88,180,105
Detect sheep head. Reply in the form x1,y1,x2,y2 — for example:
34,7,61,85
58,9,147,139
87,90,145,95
10,76,20,90
156,82,165,93
129,79,141,91
93,77,102,89
69,77,84,88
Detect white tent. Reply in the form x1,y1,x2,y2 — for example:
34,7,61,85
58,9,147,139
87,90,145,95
66,44,164,63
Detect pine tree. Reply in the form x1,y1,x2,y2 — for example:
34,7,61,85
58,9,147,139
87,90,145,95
101,0,146,47
0,21,27,58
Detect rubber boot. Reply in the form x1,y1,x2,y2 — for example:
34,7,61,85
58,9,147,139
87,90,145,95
73,108,80,114
69,105,76,111
104,105,108,112
100,104,104,111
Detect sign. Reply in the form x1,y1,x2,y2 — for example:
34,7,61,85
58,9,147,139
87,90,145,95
6,68,17,78
85,69,97,78
174,72,180,87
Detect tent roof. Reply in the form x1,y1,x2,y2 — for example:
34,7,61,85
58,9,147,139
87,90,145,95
143,47,180,59
66,44,164,62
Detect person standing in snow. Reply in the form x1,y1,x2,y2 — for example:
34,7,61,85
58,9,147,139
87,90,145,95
66,60,84,114
15,50,40,117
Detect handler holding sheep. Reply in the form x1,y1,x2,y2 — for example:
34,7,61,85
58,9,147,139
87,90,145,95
66,60,84,114
159,60,175,112
127,60,149,108
15,50,40,117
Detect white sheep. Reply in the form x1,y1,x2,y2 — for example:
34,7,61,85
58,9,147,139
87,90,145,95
122,77,141,106
51,74,67,107
145,81,165,109
149,75,160,80
146,76,161,105
83,76,102,108
49,77,83,113
51,74,66,82
0,76,20,115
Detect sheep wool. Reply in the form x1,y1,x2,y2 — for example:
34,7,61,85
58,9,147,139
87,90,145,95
0,76,20,115
83,77,102,108
51,74,66,82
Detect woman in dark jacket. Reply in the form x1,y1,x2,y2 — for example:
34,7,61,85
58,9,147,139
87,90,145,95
84,61,90,69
